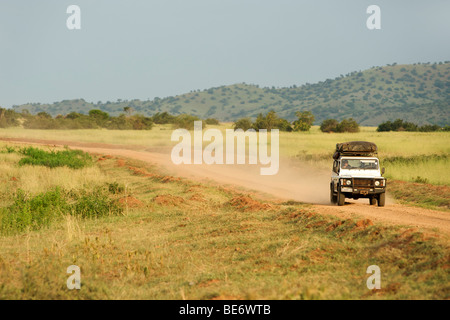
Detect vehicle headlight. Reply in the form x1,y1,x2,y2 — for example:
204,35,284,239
346,180,351,185
375,181,380,186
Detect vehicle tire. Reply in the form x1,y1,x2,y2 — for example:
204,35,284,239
369,197,377,206
330,186,337,204
377,193,386,207
337,191,345,206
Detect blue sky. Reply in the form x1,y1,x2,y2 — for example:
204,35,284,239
1,0,449,107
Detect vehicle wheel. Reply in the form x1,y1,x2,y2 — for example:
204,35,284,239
377,193,386,207
330,186,337,204
337,191,345,206
369,197,377,206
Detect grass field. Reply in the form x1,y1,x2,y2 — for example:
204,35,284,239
0,143,448,299
1,125,449,185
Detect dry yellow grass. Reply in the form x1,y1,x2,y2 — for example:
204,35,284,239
0,150,448,299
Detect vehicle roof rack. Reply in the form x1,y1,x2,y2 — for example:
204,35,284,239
333,141,378,159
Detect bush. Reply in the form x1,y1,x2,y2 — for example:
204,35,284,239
419,124,441,132
128,115,153,130
205,118,220,125
106,114,132,130
320,118,359,133
71,189,123,219
18,147,92,169
293,111,315,132
0,108,20,128
1,188,68,234
336,118,360,133
320,119,339,132
277,118,294,132
233,118,253,131
151,112,176,124
108,182,125,194
172,114,201,130
376,119,441,132
253,111,293,131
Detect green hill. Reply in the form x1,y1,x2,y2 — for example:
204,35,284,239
12,62,450,126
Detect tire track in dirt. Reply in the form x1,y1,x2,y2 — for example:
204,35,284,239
2,137,449,236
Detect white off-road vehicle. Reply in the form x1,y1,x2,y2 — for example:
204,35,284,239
330,141,386,206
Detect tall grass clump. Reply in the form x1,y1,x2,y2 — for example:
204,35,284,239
18,147,92,169
1,188,68,234
71,189,123,218
0,187,123,235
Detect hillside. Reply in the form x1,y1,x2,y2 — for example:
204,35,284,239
11,62,450,126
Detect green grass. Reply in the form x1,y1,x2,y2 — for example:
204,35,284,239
17,146,92,169
0,146,122,235
388,180,449,211
0,187,123,235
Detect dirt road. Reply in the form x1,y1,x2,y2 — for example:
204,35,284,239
2,137,449,235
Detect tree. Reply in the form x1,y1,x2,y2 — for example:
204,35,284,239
152,112,175,124
205,118,220,125
336,118,360,133
65,112,82,120
320,119,339,132
88,109,109,125
172,114,201,130
253,110,279,131
233,118,253,131
293,111,315,131
37,111,52,119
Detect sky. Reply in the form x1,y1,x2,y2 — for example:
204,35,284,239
0,0,449,108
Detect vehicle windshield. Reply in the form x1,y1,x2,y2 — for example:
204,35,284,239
341,159,378,170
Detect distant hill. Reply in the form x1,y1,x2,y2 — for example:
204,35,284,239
11,62,450,126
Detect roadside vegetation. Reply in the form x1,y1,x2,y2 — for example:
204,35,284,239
0,142,448,299
0,146,124,236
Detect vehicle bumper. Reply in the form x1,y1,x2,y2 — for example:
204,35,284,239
341,187,386,195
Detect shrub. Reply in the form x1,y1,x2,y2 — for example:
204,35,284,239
108,182,125,194
1,188,68,234
293,111,315,132
336,118,360,133
205,118,220,125
172,114,201,130
418,124,442,132
253,111,293,131
151,112,176,124
377,119,427,132
233,118,253,131
320,119,339,132
128,115,153,130
0,108,20,128
71,189,123,219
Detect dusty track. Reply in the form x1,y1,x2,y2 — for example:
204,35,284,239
2,137,449,236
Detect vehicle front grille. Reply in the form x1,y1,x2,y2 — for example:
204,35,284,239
353,178,374,188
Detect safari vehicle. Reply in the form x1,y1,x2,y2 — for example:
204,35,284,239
330,141,386,206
